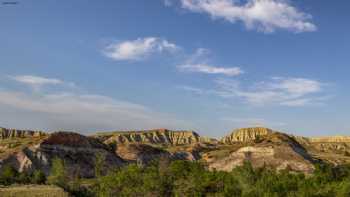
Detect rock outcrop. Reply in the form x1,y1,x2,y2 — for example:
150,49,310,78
294,135,350,152
2,125,350,175
309,136,350,143
207,130,316,173
0,132,125,178
221,127,273,143
116,143,170,165
94,129,201,146
0,128,46,139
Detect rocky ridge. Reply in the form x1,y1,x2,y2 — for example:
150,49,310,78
94,128,201,146
309,136,350,143
0,132,124,178
207,129,316,173
0,128,46,139
1,126,350,176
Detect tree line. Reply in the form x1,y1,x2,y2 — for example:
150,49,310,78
1,155,350,196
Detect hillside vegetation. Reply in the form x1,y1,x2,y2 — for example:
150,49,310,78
1,127,350,196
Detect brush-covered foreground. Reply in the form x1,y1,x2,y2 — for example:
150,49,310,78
2,127,350,196
1,158,350,197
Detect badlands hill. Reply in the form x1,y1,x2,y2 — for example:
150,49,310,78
93,128,201,145
1,126,350,177
207,128,316,173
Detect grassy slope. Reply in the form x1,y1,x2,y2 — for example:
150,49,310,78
0,185,68,197
0,136,47,158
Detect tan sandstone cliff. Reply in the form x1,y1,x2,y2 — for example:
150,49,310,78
221,127,273,143
207,128,316,173
94,128,201,146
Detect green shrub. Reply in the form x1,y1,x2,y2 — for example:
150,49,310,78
32,170,46,184
0,165,18,185
47,157,67,188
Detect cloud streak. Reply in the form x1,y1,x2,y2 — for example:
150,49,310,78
0,75,190,133
103,37,179,61
178,0,317,33
215,77,327,106
11,75,63,86
181,77,329,107
177,48,243,76
178,63,243,76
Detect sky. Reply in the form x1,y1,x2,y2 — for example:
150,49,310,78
0,0,349,137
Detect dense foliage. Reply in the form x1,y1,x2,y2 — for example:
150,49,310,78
1,158,350,196
0,165,46,185
91,160,350,197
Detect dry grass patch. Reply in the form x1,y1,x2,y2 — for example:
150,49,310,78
0,185,68,197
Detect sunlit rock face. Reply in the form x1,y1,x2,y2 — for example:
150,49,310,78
221,127,273,143
209,130,316,174
94,128,201,146
0,132,125,178
2,125,350,175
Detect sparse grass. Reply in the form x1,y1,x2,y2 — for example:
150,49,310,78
0,185,68,197
0,137,46,158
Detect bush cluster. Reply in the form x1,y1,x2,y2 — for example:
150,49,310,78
92,160,350,197
0,165,46,185
2,157,350,196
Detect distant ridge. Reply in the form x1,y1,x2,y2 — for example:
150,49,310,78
93,128,201,145
1,126,350,174
309,136,350,143
0,127,47,139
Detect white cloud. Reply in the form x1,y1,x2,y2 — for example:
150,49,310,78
103,37,179,61
11,75,63,86
214,77,327,106
178,0,317,33
267,77,321,96
177,48,243,76
10,75,76,91
181,77,328,107
0,75,190,133
178,63,243,76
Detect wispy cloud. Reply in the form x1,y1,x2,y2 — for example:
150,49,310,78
10,75,75,91
11,75,63,86
103,37,179,61
0,75,190,132
215,77,327,106
177,48,243,76
180,77,329,107
177,0,316,33
178,63,243,76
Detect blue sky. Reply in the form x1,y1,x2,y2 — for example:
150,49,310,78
0,0,349,137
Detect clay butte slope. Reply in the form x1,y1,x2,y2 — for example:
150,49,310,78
1,126,350,175
92,129,207,164
206,127,317,173
0,130,124,178
294,135,350,164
